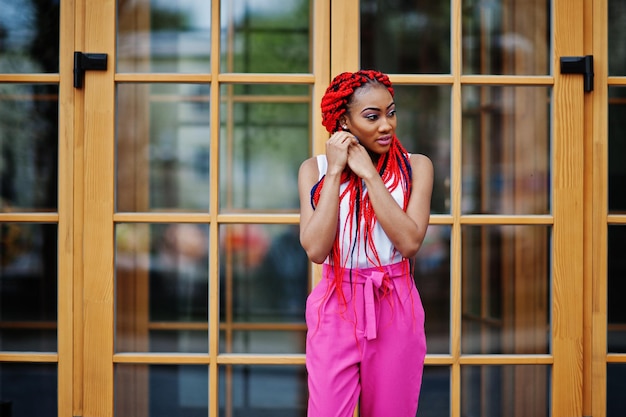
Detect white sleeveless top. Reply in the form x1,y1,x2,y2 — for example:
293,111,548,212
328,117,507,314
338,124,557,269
316,155,407,268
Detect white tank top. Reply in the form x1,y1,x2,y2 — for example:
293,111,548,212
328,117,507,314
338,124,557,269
316,155,407,268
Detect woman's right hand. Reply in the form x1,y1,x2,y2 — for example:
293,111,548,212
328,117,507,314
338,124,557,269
325,131,358,175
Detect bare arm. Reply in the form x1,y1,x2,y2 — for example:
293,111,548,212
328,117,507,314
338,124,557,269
348,146,433,258
298,132,358,263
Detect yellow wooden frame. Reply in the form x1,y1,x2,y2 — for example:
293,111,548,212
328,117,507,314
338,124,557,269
0,0,618,416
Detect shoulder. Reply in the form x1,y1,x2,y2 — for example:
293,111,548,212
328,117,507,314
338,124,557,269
409,154,434,180
409,153,433,169
298,156,322,182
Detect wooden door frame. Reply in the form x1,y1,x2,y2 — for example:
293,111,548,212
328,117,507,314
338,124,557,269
71,0,612,416
587,0,608,417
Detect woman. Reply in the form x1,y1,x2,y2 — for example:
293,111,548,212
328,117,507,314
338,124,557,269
298,70,433,417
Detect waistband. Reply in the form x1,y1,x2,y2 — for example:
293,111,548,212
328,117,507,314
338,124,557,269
322,260,410,340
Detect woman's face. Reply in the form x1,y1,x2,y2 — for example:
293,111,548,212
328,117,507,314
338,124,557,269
343,84,397,156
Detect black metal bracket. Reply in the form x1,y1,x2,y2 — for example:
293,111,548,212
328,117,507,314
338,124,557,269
74,52,108,89
560,55,594,93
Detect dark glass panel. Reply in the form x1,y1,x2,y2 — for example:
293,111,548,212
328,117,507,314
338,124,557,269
0,223,57,352
117,0,211,73
462,0,550,75
220,0,311,73
219,84,309,212
0,84,58,212
394,85,451,214
462,225,550,355
115,364,209,417
0,1,59,73
116,83,211,212
360,0,451,74
608,87,626,213
0,363,57,417
608,226,626,353
462,86,550,215
218,365,307,416
415,226,451,354
462,365,550,417
219,224,307,354
115,223,209,353
608,0,626,76
607,364,626,417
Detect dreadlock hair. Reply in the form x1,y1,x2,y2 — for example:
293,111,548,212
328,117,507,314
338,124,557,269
311,70,413,308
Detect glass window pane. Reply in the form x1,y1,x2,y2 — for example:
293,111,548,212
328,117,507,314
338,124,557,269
115,364,208,417
608,1,626,76
415,226,451,354
419,367,451,417
462,86,550,215
609,87,626,213
219,365,307,416
462,0,550,75
462,365,550,417
608,226,626,353
117,0,211,73
219,84,309,212
116,223,209,353
360,0,451,74
220,0,311,73
0,363,57,417
219,224,308,354
462,225,550,355
1,84,58,212
0,223,57,352
394,85,451,214
0,1,59,73
608,364,626,417
116,83,211,212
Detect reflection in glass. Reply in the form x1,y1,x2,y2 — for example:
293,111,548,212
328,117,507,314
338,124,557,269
608,226,626,353
219,365,307,416
220,0,311,73
394,85,451,214
115,364,208,417
0,363,56,417
462,86,550,215
462,365,550,417
116,223,209,353
415,226,451,354
419,367,451,417
462,226,550,355
360,0,450,74
117,0,211,73
219,84,309,212
608,1,626,76
609,88,626,213
0,84,58,212
0,223,57,352
462,0,550,75
0,1,59,73
116,83,211,212
219,224,307,354
608,364,626,417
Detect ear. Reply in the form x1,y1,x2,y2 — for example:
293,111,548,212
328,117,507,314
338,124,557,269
339,117,349,131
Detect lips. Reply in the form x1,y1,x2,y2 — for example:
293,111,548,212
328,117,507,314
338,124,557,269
376,135,392,146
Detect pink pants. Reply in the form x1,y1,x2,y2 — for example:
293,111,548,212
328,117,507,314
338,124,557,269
305,261,426,417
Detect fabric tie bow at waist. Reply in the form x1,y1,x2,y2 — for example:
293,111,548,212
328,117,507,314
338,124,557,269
363,270,392,340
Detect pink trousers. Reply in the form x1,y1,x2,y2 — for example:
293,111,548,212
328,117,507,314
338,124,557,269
305,261,426,417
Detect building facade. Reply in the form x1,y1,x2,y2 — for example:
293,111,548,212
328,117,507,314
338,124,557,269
0,0,625,416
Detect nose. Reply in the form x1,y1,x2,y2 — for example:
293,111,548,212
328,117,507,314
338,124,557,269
379,116,393,132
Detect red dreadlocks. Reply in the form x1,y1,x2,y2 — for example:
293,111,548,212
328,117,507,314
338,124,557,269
311,70,413,307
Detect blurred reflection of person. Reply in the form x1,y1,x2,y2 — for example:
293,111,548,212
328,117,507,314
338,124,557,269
298,70,433,416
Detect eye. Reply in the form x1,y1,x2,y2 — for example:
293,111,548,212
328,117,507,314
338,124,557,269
387,109,397,118
364,113,379,121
